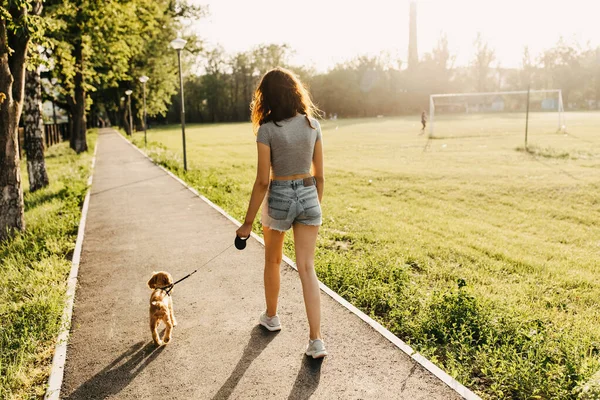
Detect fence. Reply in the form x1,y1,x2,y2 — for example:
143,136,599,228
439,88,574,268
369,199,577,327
44,123,69,147
17,123,69,157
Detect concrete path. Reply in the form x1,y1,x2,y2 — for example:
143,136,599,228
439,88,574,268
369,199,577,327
60,128,462,399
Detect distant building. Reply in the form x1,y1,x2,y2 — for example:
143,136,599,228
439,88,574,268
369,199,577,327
541,98,558,110
491,96,505,111
465,96,505,113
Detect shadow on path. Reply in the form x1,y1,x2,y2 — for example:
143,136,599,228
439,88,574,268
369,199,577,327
211,326,278,400
91,174,166,197
399,364,418,393
288,356,323,400
65,341,165,400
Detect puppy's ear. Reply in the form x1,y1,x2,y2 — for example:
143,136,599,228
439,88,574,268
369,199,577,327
155,271,172,287
147,272,159,289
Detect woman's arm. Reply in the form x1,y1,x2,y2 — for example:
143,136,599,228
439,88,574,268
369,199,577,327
312,139,324,203
236,143,271,238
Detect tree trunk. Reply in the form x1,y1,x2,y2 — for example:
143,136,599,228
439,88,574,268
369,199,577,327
0,20,26,241
0,104,24,241
123,106,131,135
70,39,88,153
68,111,74,147
23,67,49,192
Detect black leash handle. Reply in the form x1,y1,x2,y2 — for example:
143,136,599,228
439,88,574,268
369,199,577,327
235,235,249,250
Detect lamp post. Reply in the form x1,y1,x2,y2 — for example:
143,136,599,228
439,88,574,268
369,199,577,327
139,75,149,147
170,36,188,171
125,89,133,136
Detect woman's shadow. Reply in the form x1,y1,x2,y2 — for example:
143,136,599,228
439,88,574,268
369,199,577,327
212,325,279,400
288,356,323,400
65,340,165,400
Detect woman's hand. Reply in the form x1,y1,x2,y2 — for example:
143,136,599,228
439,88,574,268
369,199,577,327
236,222,253,239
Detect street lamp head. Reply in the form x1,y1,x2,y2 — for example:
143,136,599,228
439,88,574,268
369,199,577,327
125,89,133,96
170,37,187,51
139,75,149,84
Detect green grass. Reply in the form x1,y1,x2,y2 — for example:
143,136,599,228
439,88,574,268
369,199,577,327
0,133,96,400
130,112,600,399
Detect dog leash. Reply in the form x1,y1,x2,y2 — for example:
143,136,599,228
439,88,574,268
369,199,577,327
160,242,236,295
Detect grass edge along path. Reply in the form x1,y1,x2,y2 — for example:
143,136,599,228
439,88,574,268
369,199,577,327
124,128,600,400
0,132,97,400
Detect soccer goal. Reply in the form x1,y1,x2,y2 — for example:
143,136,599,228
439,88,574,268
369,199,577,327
428,89,565,137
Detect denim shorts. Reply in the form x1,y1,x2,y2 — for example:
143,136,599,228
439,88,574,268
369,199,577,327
261,177,322,232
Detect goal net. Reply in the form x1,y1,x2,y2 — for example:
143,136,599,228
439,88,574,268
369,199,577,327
428,90,565,139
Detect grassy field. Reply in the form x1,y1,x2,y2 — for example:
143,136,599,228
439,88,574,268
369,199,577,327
130,112,600,399
0,134,96,399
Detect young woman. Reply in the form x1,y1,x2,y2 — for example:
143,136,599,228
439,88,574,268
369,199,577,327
235,67,326,358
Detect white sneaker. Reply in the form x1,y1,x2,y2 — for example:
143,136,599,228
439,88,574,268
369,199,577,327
305,339,328,358
259,311,281,331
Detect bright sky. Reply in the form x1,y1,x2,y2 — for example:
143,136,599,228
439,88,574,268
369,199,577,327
190,0,600,72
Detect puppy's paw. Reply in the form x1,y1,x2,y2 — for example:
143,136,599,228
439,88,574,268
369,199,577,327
154,340,164,347
172,319,178,327
163,336,171,344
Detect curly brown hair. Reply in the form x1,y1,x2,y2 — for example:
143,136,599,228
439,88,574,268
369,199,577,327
250,67,321,135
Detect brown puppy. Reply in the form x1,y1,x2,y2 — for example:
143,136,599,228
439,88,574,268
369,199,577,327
147,271,177,346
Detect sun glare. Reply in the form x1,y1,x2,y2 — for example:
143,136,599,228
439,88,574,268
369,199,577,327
193,0,599,71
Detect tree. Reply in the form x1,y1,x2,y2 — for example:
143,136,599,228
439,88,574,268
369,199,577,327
594,47,600,109
87,0,205,130
46,0,146,152
0,0,44,241
521,46,534,87
428,34,454,71
23,66,49,191
252,44,291,76
229,51,254,120
418,34,456,98
471,33,496,92
202,47,228,122
539,39,586,107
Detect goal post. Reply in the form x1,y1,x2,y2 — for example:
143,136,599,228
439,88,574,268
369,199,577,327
428,89,565,137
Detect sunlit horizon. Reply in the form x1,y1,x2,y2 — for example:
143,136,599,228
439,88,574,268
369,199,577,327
190,0,600,72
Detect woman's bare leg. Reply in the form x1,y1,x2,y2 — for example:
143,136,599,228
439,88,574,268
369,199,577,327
292,223,321,340
263,226,285,317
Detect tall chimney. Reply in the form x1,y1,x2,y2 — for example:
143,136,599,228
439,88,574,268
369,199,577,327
408,1,418,69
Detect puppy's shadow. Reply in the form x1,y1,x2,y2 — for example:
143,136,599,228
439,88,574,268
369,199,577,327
211,325,278,400
65,341,165,400
288,356,323,400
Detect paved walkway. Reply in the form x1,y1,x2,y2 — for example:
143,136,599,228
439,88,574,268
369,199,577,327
61,128,462,399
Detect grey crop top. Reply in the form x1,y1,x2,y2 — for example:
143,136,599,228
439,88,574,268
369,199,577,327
256,114,322,177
